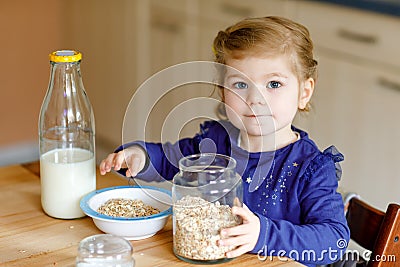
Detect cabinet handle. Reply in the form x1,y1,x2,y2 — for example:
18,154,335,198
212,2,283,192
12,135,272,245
220,3,252,17
337,28,378,45
152,20,180,34
378,77,400,92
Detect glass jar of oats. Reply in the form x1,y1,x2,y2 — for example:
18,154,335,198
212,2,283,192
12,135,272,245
172,153,243,264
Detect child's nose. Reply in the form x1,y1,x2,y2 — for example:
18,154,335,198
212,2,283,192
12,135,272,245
246,86,266,105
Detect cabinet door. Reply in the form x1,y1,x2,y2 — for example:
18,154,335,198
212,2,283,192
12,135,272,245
199,0,289,24
198,0,291,61
63,0,138,160
293,0,400,69
295,52,400,210
141,3,195,142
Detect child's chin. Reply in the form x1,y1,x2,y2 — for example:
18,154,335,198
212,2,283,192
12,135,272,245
245,127,275,137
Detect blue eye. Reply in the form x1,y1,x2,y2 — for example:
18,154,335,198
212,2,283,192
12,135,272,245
267,81,281,89
233,82,248,89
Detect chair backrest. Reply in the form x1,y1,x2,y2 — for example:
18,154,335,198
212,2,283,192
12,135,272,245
346,198,400,267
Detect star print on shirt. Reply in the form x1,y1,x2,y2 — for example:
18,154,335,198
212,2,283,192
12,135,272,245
261,160,300,207
266,174,273,184
246,177,252,184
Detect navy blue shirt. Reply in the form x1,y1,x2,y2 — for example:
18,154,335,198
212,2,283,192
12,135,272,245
118,120,350,266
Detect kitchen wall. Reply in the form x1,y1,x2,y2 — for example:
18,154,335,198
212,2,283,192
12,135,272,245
0,0,64,165
0,0,139,165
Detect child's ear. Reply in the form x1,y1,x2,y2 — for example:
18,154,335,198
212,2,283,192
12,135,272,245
298,78,314,110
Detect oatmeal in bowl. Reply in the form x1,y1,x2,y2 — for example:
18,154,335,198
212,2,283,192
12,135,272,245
80,185,172,240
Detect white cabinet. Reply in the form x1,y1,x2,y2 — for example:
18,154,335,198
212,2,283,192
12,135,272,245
62,0,140,159
197,0,292,61
296,51,400,210
292,0,400,69
139,1,198,142
292,1,400,210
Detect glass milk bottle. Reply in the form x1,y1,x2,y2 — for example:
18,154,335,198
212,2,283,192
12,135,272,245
172,153,243,264
39,50,96,219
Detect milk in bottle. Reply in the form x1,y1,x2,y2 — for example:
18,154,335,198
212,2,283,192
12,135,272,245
39,50,96,219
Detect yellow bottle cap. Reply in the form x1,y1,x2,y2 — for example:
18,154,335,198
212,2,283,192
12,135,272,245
49,50,82,63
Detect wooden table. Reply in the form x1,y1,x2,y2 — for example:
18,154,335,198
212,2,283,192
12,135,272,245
0,162,305,267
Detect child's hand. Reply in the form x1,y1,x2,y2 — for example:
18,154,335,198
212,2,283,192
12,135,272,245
219,205,260,258
99,146,146,177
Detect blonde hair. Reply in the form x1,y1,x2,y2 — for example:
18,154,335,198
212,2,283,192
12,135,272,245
213,16,317,112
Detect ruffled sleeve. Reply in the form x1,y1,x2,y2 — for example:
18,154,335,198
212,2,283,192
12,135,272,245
303,145,344,181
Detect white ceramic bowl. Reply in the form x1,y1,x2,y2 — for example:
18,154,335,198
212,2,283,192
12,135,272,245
80,185,172,240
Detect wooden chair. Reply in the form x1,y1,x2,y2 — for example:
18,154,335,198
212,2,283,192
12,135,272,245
346,198,400,266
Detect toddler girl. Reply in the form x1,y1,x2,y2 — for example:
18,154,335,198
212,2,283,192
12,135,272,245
100,16,349,267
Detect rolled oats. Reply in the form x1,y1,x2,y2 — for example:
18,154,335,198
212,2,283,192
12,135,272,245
97,198,160,218
173,195,241,261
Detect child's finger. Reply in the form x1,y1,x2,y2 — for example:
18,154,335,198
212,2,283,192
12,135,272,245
221,223,250,237
113,151,127,170
103,153,117,171
231,206,254,222
226,244,253,258
126,168,133,177
129,156,142,177
99,160,107,175
219,233,248,247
